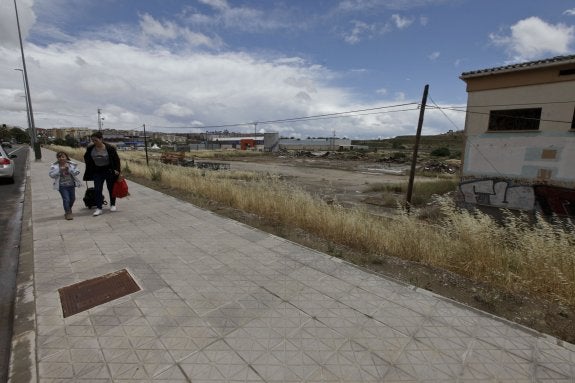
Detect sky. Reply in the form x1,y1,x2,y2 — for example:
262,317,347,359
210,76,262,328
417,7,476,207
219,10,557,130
0,0,574,139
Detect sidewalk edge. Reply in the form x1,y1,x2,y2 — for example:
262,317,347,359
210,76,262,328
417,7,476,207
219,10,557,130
8,152,37,383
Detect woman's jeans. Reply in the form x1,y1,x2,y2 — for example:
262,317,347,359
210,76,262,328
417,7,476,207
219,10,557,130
93,170,117,209
58,185,76,213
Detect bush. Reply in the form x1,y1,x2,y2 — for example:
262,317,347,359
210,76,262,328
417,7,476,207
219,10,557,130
431,147,450,157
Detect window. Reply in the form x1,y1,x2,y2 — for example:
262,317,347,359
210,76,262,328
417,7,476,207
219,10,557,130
559,68,575,76
488,108,541,131
572,107,575,130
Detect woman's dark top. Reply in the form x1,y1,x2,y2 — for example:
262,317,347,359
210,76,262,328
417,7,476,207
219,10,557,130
83,143,121,181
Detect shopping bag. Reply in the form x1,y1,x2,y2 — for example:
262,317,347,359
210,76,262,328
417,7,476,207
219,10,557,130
112,177,130,198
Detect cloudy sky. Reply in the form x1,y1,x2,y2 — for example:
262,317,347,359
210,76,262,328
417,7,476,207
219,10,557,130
1,0,574,139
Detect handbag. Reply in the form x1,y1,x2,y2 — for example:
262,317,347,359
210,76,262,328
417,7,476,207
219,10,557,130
112,176,130,198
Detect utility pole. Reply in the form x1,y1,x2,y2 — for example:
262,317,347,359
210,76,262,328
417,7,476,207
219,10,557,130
98,108,102,131
14,0,40,159
406,84,429,209
253,122,258,151
143,124,149,166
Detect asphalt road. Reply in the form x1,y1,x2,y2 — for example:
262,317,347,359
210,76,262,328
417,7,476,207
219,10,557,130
0,145,29,383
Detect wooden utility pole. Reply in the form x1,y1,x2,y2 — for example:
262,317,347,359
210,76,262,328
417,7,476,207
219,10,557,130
143,124,149,166
406,84,429,208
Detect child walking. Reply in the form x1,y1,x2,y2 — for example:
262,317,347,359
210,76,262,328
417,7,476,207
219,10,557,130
49,151,82,220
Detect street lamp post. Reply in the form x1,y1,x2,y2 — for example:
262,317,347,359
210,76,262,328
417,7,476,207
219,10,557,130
14,68,32,136
13,0,40,159
98,108,103,131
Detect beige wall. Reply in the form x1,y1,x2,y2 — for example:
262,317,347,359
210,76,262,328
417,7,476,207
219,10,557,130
463,80,575,185
464,81,575,136
460,66,575,213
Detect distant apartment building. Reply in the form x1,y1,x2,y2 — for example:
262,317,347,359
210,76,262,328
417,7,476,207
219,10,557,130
459,55,575,216
50,127,92,140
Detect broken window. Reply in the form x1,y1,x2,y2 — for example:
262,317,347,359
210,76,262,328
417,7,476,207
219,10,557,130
488,108,542,131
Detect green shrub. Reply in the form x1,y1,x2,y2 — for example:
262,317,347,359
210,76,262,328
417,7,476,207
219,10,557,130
431,147,450,157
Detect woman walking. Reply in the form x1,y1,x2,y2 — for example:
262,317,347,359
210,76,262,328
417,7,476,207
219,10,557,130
49,151,82,220
83,131,121,216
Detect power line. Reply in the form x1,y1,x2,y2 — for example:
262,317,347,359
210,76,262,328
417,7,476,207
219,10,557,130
427,105,574,125
428,95,461,131
147,102,420,131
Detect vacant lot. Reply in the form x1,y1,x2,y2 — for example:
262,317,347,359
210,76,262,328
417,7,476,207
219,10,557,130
217,154,415,215
131,152,574,343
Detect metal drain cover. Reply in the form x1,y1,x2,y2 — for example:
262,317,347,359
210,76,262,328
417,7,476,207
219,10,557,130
58,269,140,318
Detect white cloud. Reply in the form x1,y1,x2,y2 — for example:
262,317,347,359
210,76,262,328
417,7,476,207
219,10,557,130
140,14,179,40
394,92,406,101
336,0,451,13
1,39,363,134
199,0,230,12
139,14,220,49
428,51,440,60
186,0,295,33
564,8,575,16
391,14,413,29
489,17,574,61
1,32,455,138
155,103,194,118
0,0,36,48
343,21,373,44
342,20,390,44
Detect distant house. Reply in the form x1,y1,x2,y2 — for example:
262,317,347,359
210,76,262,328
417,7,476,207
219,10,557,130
459,55,575,216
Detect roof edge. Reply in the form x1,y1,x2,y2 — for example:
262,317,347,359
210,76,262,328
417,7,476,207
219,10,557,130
460,55,575,79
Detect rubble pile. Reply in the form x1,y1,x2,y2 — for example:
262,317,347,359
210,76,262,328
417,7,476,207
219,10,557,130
276,150,369,160
420,160,460,174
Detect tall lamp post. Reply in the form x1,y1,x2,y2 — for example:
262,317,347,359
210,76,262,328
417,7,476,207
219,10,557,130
98,108,103,131
14,68,32,136
13,0,40,159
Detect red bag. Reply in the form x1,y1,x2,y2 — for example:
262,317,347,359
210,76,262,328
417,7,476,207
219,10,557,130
112,177,130,198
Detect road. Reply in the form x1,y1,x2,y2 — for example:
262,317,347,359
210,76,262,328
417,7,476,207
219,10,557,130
0,145,28,383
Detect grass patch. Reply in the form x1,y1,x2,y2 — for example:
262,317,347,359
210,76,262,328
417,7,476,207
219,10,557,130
366,177,459,206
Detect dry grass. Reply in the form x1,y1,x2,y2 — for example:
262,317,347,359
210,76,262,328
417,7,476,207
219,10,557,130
52,145,575,307
366,177,459,206
120,148,267,162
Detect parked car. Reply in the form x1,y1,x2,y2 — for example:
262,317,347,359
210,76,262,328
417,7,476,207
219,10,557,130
1,142,13,148
0,144,16,183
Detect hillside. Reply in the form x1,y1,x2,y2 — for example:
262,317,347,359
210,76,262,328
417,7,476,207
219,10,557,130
352,130,465,152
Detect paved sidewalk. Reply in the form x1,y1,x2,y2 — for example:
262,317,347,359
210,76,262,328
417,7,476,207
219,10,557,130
9,148,575,382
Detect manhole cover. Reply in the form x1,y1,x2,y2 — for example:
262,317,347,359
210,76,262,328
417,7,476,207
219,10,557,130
58,269,141,318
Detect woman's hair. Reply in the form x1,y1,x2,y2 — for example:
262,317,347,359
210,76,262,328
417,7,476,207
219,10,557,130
91,131,103,139
56,151,70,160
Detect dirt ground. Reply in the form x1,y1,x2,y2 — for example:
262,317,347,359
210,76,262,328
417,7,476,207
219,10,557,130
132,154,575,343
